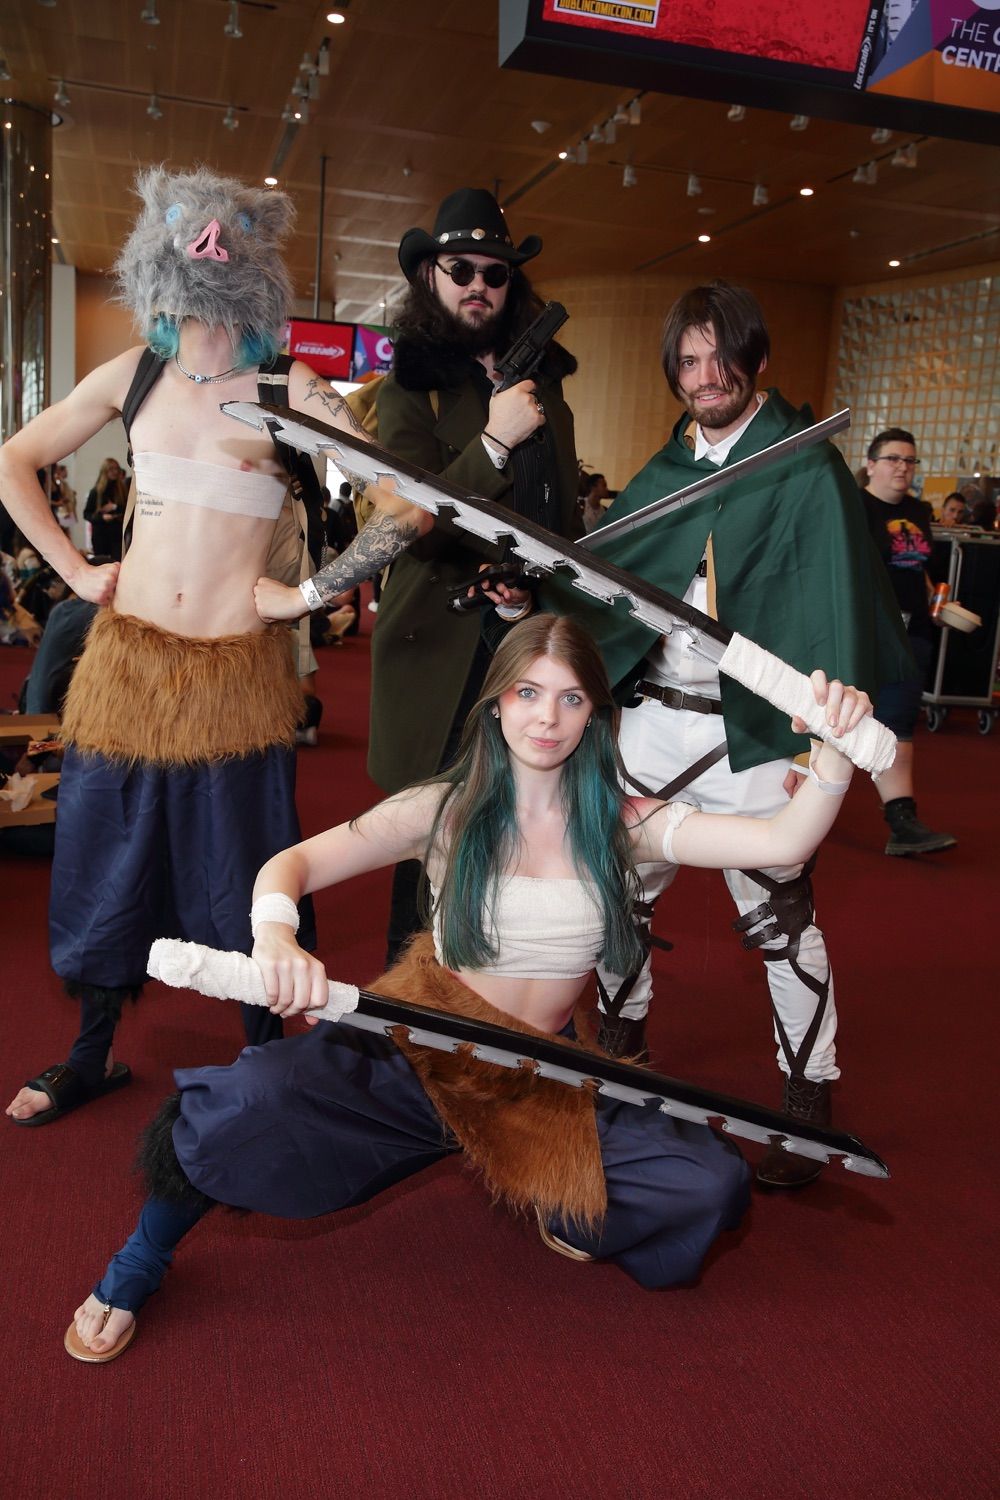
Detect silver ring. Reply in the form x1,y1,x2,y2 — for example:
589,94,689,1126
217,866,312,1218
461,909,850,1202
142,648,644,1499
535,400,544,415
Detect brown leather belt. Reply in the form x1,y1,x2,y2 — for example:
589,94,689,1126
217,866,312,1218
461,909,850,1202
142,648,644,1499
634,680,723,716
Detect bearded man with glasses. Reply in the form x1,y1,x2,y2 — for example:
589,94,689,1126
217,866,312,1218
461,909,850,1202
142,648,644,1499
370,189,581,961
862,428,956,856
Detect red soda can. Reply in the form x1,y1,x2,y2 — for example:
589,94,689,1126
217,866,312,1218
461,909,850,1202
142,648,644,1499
930,583,950,618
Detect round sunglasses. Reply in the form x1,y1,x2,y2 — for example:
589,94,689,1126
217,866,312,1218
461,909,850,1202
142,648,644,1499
434,257,512,289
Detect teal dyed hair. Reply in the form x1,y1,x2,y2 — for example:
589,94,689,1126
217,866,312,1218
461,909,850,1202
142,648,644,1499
146,315,279,368
428,615,644,976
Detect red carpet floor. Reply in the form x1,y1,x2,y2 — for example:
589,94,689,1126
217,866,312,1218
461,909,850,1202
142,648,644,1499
1,620,997,1500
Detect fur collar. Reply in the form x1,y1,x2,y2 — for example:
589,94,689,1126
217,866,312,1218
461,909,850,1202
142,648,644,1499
392,330,577,393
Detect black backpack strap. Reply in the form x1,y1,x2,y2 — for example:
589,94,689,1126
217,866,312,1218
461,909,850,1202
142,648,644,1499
121,349,167,463
118,349,167,557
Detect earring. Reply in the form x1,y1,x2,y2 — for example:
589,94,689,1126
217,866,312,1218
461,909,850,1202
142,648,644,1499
586,716,592,727
490,706,500,719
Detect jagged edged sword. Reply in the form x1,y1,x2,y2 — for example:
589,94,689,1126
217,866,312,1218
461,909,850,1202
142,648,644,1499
222,400,895,777
149,939,889,1179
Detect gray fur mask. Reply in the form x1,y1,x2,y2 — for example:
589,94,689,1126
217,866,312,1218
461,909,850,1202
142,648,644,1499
114,166,296,347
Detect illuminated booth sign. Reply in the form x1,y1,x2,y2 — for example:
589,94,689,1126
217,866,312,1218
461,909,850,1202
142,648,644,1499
285,319,395,383
500,0,1000,145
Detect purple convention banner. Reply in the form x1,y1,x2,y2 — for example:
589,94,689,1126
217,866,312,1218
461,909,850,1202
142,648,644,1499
352,325,395,382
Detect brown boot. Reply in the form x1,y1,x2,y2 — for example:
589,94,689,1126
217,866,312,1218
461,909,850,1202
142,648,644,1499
596,1013,649,1062
756,1073,831,1189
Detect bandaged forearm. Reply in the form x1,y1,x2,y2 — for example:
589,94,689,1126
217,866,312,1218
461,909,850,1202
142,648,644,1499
302,509,422,608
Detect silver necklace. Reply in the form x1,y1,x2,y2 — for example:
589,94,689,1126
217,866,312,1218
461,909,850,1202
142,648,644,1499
174,352,243,385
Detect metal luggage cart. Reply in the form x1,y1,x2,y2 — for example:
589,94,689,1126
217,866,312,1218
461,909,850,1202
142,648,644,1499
923,528,1000,736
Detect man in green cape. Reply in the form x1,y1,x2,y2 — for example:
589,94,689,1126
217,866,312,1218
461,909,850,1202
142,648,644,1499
544,281,911,1188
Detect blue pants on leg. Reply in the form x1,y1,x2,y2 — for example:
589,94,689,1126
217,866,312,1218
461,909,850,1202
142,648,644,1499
93,1196,211,1313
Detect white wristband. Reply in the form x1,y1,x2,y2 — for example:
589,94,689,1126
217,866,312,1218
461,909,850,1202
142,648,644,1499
803,749,850,797
250,892,301,937
299,577,324,612
495,599,532,622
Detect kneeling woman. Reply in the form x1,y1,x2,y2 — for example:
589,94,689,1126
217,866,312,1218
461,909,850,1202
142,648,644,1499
69,614,870,1360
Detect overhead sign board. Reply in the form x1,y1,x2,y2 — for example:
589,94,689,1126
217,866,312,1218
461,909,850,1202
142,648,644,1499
499,0,1000,145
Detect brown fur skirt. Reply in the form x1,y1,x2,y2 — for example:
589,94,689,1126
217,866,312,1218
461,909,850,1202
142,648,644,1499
373,934,608,1230
61,609,303,766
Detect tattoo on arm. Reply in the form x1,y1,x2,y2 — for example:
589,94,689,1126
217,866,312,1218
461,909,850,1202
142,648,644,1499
310,509,420,603
338,466,369,497
302,378,367,436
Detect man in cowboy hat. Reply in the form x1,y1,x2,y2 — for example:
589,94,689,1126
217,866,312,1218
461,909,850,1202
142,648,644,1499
258,188,581,961
372,188,581,957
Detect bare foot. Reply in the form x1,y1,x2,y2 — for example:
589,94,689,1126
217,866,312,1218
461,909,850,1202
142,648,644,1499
5,1085,52,1122
72,1295,134,1355
6,1054,117,1122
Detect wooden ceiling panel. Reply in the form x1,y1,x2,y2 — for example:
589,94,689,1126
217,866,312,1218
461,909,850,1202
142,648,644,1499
3,0,997,316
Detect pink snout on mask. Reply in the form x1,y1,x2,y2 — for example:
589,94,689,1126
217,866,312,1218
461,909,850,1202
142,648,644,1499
186,219,230,262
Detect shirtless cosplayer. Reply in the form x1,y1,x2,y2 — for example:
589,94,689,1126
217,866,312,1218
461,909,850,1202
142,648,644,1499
2,167,397,1127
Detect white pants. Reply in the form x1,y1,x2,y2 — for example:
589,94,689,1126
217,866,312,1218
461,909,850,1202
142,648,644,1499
599,697,839,1082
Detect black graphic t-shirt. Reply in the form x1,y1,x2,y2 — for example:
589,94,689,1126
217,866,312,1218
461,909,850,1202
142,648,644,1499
862,491,936,638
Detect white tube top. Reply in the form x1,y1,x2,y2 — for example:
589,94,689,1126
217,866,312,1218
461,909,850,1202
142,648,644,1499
430,875,605,980
133,452,286,520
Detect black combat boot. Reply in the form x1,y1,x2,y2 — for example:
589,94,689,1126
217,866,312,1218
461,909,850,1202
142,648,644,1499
883,796,956,856
756,1073,832,1189
597,1013,649,1062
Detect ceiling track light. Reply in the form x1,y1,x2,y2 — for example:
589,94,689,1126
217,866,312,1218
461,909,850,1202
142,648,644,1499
53,79,70,108
222,105,239,131
146,93,163,120
789,114,809,131
281,103,295,123
613,104,630,124
871,127,892,145
852,161,877,185
224,1,242,39
891,142,918,168
603,120,616,144
575,140,588,165
686,172,702,197
530,119,551,134
628,98,641,125
622,163,637,188
727,104,746,122
752,183,769,206
140,1,161,26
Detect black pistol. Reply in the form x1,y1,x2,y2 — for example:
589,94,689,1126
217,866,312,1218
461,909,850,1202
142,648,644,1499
493,300,568,392
449,301,569,615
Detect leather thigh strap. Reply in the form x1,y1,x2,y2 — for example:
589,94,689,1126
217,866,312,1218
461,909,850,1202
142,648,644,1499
600,739,728,1018
732,855,830,1075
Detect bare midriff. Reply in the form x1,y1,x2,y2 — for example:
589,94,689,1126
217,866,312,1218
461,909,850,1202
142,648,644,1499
114,502,277,636
116,362,288,637
451,971,589,1035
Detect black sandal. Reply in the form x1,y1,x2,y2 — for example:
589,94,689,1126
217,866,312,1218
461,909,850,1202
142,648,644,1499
10,1061,132,1127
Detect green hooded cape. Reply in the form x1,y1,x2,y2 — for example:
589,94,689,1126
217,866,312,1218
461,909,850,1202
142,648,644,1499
542,390,913,773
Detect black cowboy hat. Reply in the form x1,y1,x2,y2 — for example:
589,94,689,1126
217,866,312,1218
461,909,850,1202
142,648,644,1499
398,187,542,282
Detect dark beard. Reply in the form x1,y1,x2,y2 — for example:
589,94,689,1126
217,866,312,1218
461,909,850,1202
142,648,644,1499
435,301,507,358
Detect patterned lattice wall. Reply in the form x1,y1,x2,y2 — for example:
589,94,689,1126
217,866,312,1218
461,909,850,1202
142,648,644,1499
833,275,1000,483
